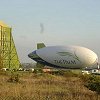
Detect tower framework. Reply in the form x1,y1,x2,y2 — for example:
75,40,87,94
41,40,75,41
0,21,20,69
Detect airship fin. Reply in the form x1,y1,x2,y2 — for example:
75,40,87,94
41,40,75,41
36,43,45,68
37,43,46,49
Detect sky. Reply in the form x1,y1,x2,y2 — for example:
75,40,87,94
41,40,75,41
0,0,100,63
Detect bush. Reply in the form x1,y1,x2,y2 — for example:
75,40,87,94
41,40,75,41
78,74,91,82
8,71,20,83
50,70,64,75
50,70,77,77
85,75,100,94
33,68,43,74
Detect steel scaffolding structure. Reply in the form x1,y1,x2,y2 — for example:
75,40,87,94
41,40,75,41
0,21,20,69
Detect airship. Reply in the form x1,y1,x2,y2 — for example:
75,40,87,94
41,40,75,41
28,43,99,69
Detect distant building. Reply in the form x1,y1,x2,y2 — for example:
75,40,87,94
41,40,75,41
42,68,51,73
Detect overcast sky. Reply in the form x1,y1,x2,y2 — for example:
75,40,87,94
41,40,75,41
0,0,100,63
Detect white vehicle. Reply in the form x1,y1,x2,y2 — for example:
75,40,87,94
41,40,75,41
82,70,90,75
28,43,98,69
91,69,100,75
1,68,9,71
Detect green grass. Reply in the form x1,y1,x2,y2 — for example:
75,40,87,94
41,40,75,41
0,70,100,100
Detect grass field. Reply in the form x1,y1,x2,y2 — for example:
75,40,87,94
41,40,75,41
0,70,100,100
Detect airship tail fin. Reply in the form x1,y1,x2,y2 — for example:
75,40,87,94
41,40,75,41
37,43,46,49
36,43,45,68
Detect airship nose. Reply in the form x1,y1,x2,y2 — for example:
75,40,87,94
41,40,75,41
28,52,32,58
28,50,38,59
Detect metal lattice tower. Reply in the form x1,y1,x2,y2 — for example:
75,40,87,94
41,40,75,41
0,21,20,69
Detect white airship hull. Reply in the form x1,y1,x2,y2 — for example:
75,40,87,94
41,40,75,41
28,45,98,69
